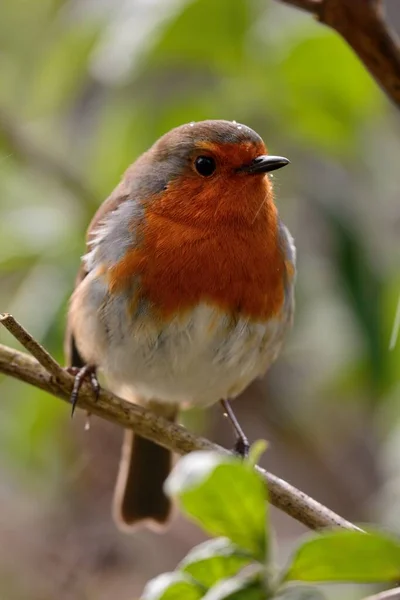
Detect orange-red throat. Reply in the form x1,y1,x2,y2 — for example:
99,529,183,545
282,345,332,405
109,164,286,322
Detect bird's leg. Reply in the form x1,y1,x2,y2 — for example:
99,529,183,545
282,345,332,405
66,364,100,418
220,399,249,458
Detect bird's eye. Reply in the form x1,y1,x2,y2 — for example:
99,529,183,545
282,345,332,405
194,156,216,177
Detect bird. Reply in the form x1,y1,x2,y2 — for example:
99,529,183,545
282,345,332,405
65,119,295,532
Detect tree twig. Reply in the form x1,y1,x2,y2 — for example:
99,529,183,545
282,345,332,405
0,313,64,380
0,316,362,532
276,0,400,108
364,589,400,600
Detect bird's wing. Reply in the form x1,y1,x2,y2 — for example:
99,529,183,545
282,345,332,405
278,220,296,321
64,181,130,368
64,264,88,368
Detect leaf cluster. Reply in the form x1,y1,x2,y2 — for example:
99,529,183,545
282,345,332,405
141,449,400,600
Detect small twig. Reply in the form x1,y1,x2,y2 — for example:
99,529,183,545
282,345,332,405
0,313,65,380
0,324,361,532
364,589,400,600
277,0,400,108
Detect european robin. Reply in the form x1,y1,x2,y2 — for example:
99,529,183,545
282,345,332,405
65,119,295,532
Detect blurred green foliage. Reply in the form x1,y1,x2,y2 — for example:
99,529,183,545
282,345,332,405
0,0,399,596
1,0,396,463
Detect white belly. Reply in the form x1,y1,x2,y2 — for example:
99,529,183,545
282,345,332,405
71,273,289,407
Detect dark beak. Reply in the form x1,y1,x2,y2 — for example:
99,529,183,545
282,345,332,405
238,155,290,175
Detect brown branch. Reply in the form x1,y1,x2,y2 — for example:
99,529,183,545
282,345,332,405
364,589,400,600
276,0,400,108
0,315,362,533
0,313,64,379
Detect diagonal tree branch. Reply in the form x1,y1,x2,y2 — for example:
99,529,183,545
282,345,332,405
0,314,362,533
364,589,400,600
0,313,64,379
276,0,400,108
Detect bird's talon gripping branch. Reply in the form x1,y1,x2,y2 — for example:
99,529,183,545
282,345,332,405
66,364,99,417
233,436,250,459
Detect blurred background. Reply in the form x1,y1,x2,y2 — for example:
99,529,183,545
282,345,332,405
0,0,399,598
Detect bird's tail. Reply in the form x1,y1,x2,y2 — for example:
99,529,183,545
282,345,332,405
112,400,177,532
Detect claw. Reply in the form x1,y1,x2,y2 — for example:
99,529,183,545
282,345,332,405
66,365,99,417
233,436,250,458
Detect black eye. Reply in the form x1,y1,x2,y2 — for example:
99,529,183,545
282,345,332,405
194,156,216,177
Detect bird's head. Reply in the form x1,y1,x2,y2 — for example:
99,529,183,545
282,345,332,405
128,120,289,228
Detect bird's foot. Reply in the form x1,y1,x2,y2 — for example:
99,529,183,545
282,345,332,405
233,435,250,458
66,364,99,417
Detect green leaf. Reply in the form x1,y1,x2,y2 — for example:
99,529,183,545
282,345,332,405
246,440,268,468
179,537,253,588
284,530,400,583
141,572,204,600
202,571,267,600
165,452,267,561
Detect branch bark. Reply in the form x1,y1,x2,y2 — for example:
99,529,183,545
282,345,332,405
0,314,361,533
276,0,400,108
364,589,400,600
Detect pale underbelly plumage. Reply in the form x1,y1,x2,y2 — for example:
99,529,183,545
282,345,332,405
70,271,292,408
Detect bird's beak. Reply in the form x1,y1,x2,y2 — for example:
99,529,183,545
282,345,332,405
238,155,290,175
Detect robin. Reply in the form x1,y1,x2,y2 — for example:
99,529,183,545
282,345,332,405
65,119,295,532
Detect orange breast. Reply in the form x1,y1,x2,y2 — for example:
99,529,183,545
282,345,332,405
108,177,286,322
